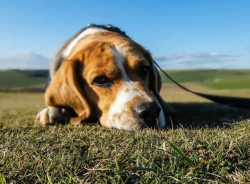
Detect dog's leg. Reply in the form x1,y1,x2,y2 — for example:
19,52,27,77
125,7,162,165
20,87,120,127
35,107,72,125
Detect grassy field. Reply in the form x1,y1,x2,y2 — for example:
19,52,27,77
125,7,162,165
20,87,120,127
0,70,47,89
0,69,250,91
160,69,250,89
0,87,250,183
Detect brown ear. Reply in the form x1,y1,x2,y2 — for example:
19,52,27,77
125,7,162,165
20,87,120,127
146,52,177,116
45,59,91,125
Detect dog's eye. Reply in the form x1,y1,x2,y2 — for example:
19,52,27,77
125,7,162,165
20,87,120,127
140,66,151,79
92,75,113,87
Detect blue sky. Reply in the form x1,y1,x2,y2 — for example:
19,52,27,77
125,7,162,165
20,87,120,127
0,0,250,69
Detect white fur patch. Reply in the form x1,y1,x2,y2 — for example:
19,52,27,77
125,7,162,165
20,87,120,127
111,45,127,78
62,27,109,58
108,85,140,129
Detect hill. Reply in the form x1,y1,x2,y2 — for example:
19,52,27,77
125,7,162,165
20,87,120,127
160,69,250,89
0,70,48,90
0,69,249,91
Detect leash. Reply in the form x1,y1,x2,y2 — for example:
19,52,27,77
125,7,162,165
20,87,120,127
154,61,250,110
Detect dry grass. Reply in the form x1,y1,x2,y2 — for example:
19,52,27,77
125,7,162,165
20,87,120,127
0,87,250,183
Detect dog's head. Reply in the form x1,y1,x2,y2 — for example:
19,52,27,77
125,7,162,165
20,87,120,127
45,29,175,130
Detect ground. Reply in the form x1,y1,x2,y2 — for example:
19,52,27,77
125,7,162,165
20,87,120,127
0,85,249,183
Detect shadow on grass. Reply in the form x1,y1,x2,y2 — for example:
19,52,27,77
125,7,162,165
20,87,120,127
169,102,250,129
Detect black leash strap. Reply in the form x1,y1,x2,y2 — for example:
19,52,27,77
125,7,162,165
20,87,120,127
154,61,250,110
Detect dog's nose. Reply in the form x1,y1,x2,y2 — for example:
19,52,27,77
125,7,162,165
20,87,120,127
133,102,161,126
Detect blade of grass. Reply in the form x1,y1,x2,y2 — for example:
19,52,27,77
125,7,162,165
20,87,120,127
156,118,194,167
128,166,157,172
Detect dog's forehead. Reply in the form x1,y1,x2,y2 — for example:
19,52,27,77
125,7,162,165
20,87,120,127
68,32,149,71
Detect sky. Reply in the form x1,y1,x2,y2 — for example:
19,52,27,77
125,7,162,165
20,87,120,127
0,0,250,69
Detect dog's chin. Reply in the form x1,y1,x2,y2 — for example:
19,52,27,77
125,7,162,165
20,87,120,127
111,120,163,130
99,112,166,130
108,121,146,131
100,119,165,131
132,115,166,130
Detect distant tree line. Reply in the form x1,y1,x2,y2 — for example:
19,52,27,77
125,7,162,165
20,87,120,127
14,69,49,78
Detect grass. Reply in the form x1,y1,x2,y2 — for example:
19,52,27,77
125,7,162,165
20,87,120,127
0,87,250,183
193,78,250,90
0,70,47,89
160,69,250,89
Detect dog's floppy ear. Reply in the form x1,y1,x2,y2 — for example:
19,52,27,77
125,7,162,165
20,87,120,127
45,59,91,125
146,52,177,116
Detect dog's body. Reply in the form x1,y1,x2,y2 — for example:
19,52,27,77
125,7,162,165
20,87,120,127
35,24,176,130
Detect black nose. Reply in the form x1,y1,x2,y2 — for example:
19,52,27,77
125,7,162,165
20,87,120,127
133,102,161,126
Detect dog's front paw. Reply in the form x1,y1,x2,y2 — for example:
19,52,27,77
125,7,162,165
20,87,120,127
35,107,69,125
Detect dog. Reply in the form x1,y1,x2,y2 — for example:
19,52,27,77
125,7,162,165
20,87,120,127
35,24,176,130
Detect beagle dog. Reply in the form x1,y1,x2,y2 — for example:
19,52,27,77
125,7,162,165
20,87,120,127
35,24,176,130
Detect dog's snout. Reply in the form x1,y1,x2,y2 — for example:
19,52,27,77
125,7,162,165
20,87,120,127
134,102,161,126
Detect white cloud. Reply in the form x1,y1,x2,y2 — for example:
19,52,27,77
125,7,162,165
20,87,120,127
153,51,241,69
51,47,59,50
0,51,50,69
51,36,61,41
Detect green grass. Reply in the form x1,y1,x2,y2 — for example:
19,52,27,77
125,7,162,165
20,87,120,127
160,69,250,89
0,90,250,183
193,78,250,90
0,70,47,89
